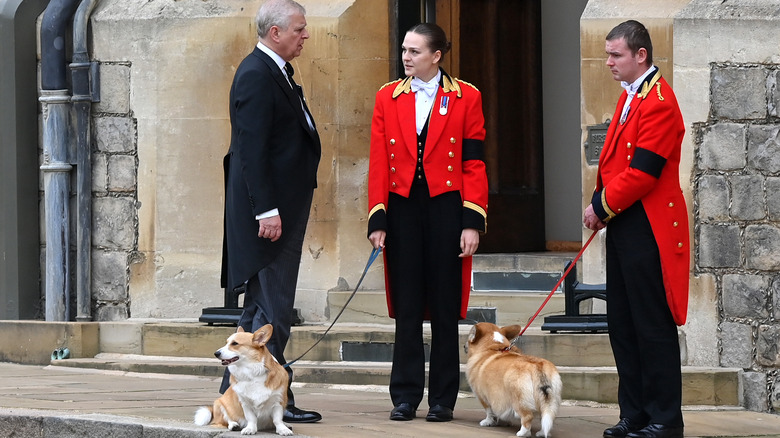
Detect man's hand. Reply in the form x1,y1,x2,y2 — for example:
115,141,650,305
460,228,480,257
368,230,386,250
583,204,607,231
258,215,282,241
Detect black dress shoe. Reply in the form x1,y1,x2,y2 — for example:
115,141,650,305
283,405,322,423
425,405,453,422
604,418,646,438
627,423,683,438
390,402,416,421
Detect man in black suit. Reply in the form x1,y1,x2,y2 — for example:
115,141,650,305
220,0,321,423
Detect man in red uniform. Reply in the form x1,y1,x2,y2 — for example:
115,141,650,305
583,20,688,438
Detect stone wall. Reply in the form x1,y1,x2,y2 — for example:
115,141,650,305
694,63,780,412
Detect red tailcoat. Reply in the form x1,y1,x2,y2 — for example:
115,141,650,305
367,72,489,319
591,71,689,325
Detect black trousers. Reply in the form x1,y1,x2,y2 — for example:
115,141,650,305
606,202,683,427
219,191,312,407
385,184,463,410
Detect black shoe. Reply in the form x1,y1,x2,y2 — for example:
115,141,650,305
390,403,416,421
283,406,322,423
425,405,453,422
604,418,646,438
626,424,683,438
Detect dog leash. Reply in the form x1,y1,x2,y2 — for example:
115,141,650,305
507,230,598,348
283,247,382,369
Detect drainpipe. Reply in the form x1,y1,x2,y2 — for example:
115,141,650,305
40,0,79,321
70,0,99,322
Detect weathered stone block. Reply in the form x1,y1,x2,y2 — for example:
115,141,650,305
92,250,128,302
94,304,130,321
92,153,108,193
773,374,780,413
730,175,765,220
43,416,142,438
757,325,780,367
748,124,780,173
108,155,137,192
699,123,746,170
775,276,780,321
698,224,740,268
722,274,769,319
746,225,780,270
0,414,43,437
93,117,135,153
770,70,780,118
711,66,767,120
697,175,729,222
719,321,753,368
767,177,780,221
92,196,136,250
93,63,131,115
742,371,769,412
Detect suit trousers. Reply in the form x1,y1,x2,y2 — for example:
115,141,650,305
385,184,463,410
605,202,683,427
219,190,313,407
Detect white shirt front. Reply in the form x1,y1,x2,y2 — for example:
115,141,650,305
412,70,441,135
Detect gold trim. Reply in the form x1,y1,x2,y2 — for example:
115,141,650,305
463,201,486,218
601,191,616,221
392,77,412,98
442,74,462,97
380,78,402,92
369,203,386,218
637,71,662,99
656,82,665,101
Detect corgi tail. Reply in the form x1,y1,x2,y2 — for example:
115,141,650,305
540,412,554,438
194,406,213,426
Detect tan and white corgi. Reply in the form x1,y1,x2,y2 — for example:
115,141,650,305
466,322,562,438
194,325,292,436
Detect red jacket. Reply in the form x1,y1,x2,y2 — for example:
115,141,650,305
368,71,489,318
591,70,689,325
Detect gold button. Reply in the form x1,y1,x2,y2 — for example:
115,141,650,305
673,221,678,227
627,143,632,148
447,165,453,172
418,142,422,147
390,154,395,160
417,166,421,171
391,182,397,188
446,180,452,187
418,158,422,162
677,242,683,248
627,155,632,160
448,151,454,158
390,139,395,145
617,208,622,212
417,175,422,180
418,149,422,155
668,202,674,208
390,167,396,173
450,137,456,143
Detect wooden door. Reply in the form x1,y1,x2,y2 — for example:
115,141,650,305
456,0,545,252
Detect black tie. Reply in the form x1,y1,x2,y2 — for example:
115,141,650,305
284,62,314,130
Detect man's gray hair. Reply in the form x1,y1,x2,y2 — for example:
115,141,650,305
256,0,306,38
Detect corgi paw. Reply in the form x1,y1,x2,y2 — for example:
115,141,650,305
480,417,498,427
240,425,258,435
516,425,531,437
276,424,294,436
227,421,240,431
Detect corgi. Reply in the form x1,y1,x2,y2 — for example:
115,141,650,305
465,323,562,438
194,325,292,436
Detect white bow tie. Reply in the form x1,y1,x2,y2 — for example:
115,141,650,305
411,77,438,97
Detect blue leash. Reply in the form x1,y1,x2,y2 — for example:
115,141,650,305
284,247,382,369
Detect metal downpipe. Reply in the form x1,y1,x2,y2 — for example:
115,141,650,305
70,0,99,322
39,0,78,321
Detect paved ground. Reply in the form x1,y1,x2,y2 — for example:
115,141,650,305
1,362,779,437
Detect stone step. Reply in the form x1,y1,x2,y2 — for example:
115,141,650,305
471,252,579,292
327,291,570,326
49,354,740,407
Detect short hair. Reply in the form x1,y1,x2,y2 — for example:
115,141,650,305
606,20,653,65
256,0,306,38
407,22,452,61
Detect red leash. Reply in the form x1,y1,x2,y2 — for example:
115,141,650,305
514,229,598,339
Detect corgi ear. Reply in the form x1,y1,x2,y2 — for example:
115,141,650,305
501,324,523,340
253,324,274,346
468,324,478,343
237,326,245,333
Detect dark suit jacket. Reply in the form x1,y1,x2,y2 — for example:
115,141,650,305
221,47,321,291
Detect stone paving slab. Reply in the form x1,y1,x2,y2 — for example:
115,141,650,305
0,363,779,437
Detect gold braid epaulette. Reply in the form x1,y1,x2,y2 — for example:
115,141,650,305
456,79,479,91
379,78,403,92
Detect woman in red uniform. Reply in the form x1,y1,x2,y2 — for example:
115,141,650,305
366,23,488,422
